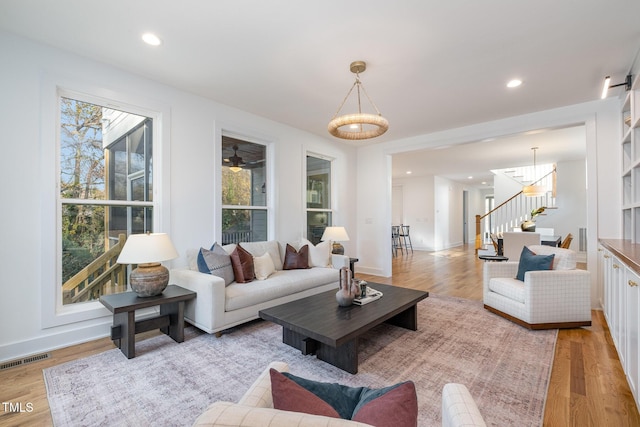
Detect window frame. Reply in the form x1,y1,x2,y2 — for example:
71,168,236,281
305,152,335,243
218,130,273,244
41,79,170,329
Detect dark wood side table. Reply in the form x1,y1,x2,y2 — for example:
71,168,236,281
99,285,196,359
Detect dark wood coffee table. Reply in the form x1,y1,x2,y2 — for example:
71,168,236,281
259,282,428,374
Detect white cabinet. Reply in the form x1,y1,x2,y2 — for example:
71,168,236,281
601,243,640,408
625,267,640,400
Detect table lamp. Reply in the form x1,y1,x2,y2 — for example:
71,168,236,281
321,226,350,255
117,232,179,297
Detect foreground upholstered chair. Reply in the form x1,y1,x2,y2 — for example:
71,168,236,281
483,245,591,329
193,361,486,427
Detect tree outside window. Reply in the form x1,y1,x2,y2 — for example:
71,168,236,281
59,97,153,305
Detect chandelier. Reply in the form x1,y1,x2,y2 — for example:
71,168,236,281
328,61,389,140
522,147,546,197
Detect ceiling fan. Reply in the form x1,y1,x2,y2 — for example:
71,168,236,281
223,145,245,172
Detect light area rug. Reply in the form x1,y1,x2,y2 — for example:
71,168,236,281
44,294,557,427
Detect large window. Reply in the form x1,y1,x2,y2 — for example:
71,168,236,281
221,135,268,244
306,155,333,244
59,97,153,305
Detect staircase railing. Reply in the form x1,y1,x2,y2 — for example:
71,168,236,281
62,233,127,304
475,169,556,252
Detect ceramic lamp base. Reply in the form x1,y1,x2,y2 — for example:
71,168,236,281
331,242,344,255
130,263,169,297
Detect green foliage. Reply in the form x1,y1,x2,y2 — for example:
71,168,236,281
531,206,546,218
222,167,251,231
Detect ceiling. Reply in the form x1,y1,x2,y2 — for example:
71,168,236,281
1,1,639,186
392,125,586,187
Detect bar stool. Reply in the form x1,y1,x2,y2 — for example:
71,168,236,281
399,224,413,253
391,225,402,256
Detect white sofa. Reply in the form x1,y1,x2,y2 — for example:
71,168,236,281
193,361,487,427
483,245,591,329
170,240,349,335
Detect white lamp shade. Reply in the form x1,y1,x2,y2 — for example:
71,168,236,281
117,232,178,264
321,226,350,242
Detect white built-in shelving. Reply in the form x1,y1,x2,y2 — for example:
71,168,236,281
621,74,640,241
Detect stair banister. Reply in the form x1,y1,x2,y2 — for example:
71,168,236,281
475,167,556,252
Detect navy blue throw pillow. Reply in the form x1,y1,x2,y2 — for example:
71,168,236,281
516,246,554,281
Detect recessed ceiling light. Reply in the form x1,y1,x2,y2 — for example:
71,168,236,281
406,171,412,175
142,32,162,46
468,176,473,179
507,79,522,88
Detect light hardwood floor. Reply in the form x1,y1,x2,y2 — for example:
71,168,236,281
1,245,638,426
357,245,640,427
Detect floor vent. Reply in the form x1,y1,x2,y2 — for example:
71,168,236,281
0,352,51,371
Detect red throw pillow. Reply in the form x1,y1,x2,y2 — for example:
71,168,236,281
269,369,418,426
270,369,341,419
230,244,255,283
352,381,418,427
283,244,310,270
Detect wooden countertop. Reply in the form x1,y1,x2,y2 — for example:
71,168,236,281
599,239,640,275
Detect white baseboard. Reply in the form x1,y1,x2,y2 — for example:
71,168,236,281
0,307,160,363
0,321,111,364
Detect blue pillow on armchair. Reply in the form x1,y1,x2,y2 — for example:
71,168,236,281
516,246,555,281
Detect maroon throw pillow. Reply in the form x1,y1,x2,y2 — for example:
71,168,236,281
269,368,418,426
270,369,341,419
352,381,418,427
230,244,255,283
283,244,310,270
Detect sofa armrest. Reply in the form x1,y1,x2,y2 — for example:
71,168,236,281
331,254,350,270
442,383,486,427
238,361,289,408
169,268,226,334
192,402,373,426
524,269,591,322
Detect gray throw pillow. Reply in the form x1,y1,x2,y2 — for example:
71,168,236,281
197,243,235,285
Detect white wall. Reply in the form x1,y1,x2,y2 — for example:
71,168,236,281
494,173,525,206
0,31,357,362
392,176,435,250
393,175,488,251
356,98,621,311
533,159,587,250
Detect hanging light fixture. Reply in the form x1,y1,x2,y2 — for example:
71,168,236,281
328,61,389,140
522,147,546,197
228,145,244,173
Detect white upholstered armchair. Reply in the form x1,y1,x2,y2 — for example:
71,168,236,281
483,245,591,329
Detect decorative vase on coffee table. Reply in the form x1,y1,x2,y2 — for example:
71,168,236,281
336,266,359,306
